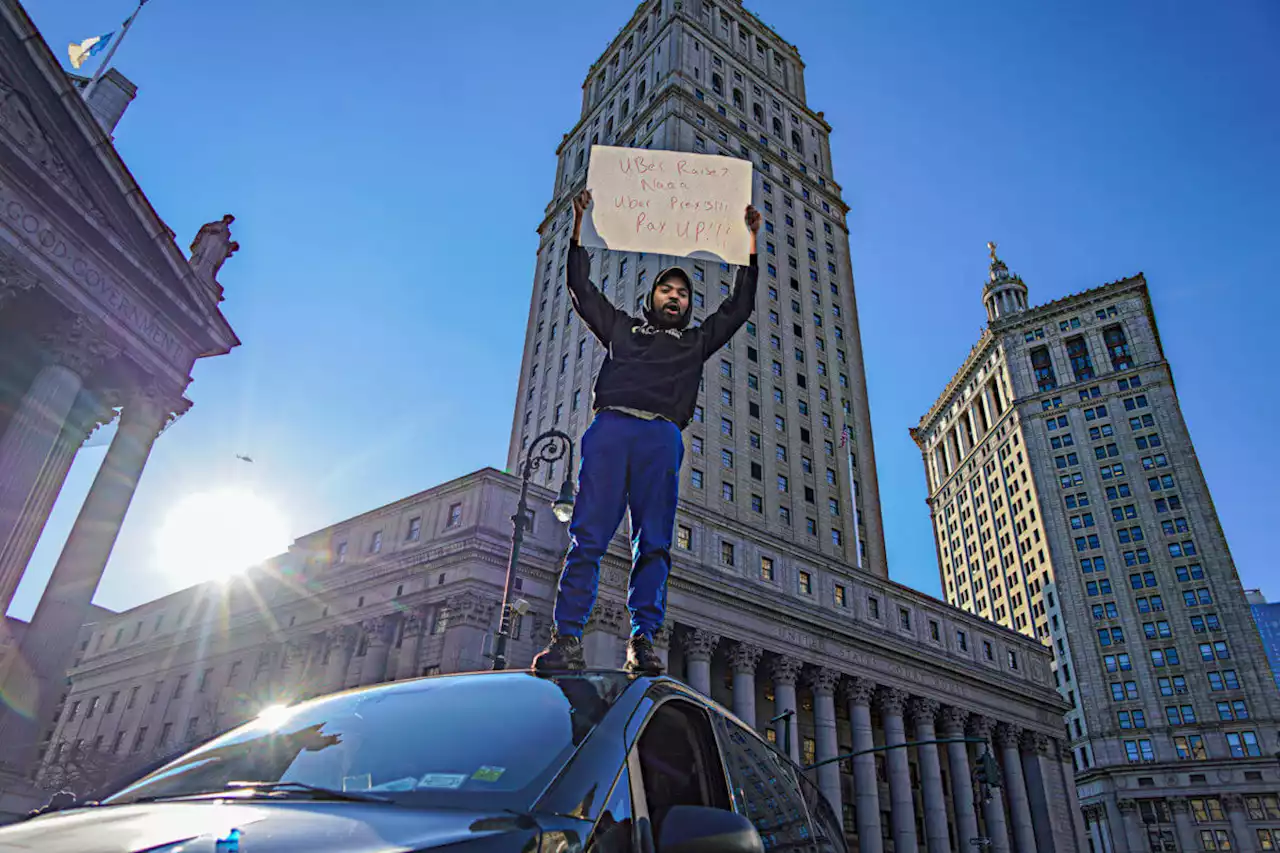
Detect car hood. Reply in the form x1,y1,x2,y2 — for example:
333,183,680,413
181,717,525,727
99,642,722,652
0,800,540,853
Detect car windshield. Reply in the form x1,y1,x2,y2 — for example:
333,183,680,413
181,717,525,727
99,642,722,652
105,671,632,811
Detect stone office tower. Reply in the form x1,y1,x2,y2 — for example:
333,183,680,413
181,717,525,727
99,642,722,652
913,246,1280,853
508,0,887,582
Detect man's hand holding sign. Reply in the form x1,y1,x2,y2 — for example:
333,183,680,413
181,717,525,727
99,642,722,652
535,146,760,678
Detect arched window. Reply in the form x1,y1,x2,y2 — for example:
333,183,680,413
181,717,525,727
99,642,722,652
752,103,764,124
791,130,803,154
772,117,782,137
591,132,599,145
732,88,744,110
712,73,723,95
637,79,647,101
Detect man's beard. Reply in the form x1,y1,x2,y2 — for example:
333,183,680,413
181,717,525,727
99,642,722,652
654,302,683,328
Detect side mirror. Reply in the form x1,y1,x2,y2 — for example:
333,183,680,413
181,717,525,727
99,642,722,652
657,805,765,853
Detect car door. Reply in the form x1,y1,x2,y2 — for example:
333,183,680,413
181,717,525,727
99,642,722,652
705,704,847,853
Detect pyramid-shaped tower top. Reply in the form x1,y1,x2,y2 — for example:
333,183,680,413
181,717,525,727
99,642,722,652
983,241,1029,323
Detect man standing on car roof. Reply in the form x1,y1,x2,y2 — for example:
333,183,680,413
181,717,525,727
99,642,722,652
533,188,760,676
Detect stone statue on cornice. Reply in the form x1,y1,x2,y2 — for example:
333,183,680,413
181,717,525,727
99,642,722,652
189,214,239,281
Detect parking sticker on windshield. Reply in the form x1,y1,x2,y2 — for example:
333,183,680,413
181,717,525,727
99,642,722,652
342,774,372,792
471,766,505,783
369,777,419,792
419,773,468,789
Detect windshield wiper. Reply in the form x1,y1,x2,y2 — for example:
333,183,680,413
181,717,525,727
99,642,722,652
226,780,393,803
126,781,393,805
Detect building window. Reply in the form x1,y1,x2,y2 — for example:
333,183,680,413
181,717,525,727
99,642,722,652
1030,346,1056,391
834,585,847,607
899,607,911,630
406,517,422,541
1104,324,1134,370
720,541,736,567
1225,731,1262,758
760,555,775,581
722,482,735,502
691,469,704,489
798,570,812,595
446,503,462,528
868,596,880,619
677,525,692,550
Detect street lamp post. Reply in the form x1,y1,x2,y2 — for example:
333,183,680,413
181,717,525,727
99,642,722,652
491,429,577,671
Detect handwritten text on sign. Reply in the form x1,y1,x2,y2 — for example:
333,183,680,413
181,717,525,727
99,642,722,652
581,145,753,265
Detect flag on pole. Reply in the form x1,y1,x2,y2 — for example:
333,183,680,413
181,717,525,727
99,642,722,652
68,32,115,70
839,423,851,448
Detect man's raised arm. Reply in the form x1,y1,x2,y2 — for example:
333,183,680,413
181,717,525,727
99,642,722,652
566,189,619,345
701,204,763,357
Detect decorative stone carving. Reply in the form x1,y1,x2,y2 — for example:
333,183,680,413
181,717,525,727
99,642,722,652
282,639,309,670
43,316,119,376
530,612,552,645
444,592,498,627
727,642,763,674
939,705,970,735
0,248,43,309
0,74,109,228
968,714,997,739
325,625,356,650
1117,798,1139,814
1167,799,1189,815
402,607,427,637
363,615,397,645
682,628,720,661
770,655,804,687
68,398,118,445
876,686,908,716
994,722,1022,748
908,697,941,724
189,214,239,281
839,675,876,706
586,600,627,635
805,667,841,696
1220,794,1245,812
652,624,673,650
1020,730,1051,754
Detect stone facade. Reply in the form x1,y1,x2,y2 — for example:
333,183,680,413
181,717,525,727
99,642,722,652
0,0,240,820
507,0,887,577
913,248,1280,853
39,467,1083,853
1244,591,1280,691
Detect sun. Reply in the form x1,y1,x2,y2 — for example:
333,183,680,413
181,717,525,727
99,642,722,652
156,489,291,583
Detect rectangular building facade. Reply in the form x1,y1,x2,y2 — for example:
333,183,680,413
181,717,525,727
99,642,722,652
506,0,887,578
1245,590,1280,691
914,252,1280,853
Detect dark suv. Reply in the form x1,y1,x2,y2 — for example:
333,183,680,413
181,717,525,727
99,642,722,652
0,671,845,853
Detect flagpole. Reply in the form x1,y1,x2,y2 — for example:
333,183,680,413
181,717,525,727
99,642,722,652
82,0,147,99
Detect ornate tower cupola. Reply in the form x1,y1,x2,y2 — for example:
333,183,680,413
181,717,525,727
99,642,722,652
983,241,1029,323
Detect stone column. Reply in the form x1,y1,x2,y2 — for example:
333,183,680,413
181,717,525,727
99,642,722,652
324,626,357,692
941,706,980,851
843,676,883,853
996,723,1038,853
770,656,803,763
1020,732,1056,853
395,608,427,680
728,642,762,728
652,624,674,671
583,600,627,669
879,687,919,853
1084,805,1109,853
280,637,312,697
1169,799,1198,853
439,592,498,672
910,698,949,853
0,401,113,619
1106,798,1131,853
1117,800,1146,853
682,629,720,696
359,615,397,685
807,667,843,816
1224,795,1257,853
7,382,176,760
0,317,117,615
971,716,1012,853
1056,739,1089,853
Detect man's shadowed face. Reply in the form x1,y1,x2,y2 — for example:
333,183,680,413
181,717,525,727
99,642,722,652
652,280,690,328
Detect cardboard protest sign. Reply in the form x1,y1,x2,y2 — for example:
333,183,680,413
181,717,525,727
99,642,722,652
580,145,753,265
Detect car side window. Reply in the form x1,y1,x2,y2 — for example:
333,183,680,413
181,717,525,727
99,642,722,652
707,709,823,852
795,769,845,853
635,700,731,839
588,765,634,853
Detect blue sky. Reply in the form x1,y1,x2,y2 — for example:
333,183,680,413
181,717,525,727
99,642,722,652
10,0,1278,620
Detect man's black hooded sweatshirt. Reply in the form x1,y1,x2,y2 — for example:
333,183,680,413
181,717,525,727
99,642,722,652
565,238,758,429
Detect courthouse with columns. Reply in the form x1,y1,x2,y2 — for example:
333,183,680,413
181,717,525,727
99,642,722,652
0,0,240,820
19,1,1088,852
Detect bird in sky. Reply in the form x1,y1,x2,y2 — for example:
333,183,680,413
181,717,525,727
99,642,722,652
235,454,254,463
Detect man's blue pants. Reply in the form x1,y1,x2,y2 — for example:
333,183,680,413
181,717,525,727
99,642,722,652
553,410,684,641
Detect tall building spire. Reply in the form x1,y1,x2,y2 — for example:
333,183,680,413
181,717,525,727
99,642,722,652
982,240,1028,323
